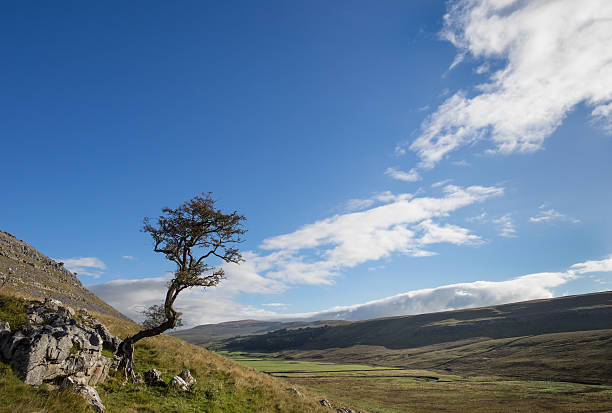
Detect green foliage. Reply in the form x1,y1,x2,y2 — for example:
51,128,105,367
141,304,183,330
0,294,28,331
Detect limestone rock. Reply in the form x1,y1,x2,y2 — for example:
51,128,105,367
62,377,105,413
337,408,356,413
0,299,116,386
179,369,196,387
95,323,120,353
320,399,333,408
169,375,189,391
143,368,165,386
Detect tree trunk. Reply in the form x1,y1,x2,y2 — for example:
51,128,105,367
116,315,177,380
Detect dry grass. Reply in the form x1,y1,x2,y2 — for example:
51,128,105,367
0,293,343,412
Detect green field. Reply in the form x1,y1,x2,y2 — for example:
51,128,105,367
218,351,397,374
224,351,612,413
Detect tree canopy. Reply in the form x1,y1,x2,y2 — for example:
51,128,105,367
117,193,246,379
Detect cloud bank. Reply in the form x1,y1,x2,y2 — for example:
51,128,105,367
409,0,612,168
89,253,612,327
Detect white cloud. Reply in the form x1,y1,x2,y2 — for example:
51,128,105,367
122,255,136,260
385,167,421,182
409,0,612,168
258,184,503,284
569,254,612,274
58,257,106,278
466,211,487,222
529,205,580,224
344,191,413,212
493,213,517,238
290,271,574,321
432,179,453,188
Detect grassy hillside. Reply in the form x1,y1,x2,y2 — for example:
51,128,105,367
0,293,350,413
216,291,612,352
0,230,129,321
171,319,349,346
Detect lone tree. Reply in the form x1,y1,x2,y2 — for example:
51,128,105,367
116,193,246,379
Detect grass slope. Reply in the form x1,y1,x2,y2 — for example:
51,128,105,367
0,294,342,413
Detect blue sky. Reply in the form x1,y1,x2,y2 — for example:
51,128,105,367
2,0,611,326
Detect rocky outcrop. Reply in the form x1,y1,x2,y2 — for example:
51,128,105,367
0,298,118,386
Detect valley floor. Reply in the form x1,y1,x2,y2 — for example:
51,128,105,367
223,351,612,413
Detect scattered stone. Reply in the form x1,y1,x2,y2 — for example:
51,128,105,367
61,376,106,412
133,372,144,384
287,387,305,398
179,369,196,387
169,375,189,391
143,368,165,386
320,399,333,408
337,408,356,413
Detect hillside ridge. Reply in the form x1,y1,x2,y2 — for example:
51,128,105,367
208,290,612,351
0,230,129,321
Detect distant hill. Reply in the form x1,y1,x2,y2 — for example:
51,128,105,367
171,319,350,345
213,291,612,352
0,230,130,321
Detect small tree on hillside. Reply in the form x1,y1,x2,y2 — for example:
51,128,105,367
116,193,246,379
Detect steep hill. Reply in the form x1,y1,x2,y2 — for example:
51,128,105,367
215,291,612,352
172,319,350,345
0,230,129,321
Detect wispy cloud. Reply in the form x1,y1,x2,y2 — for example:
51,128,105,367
408,0,612,168
432,179,452,188
122,255,136,260
385,167,421,182
58,257,106,278
529,205,580,224
493,213,517,238
344,191,413,212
